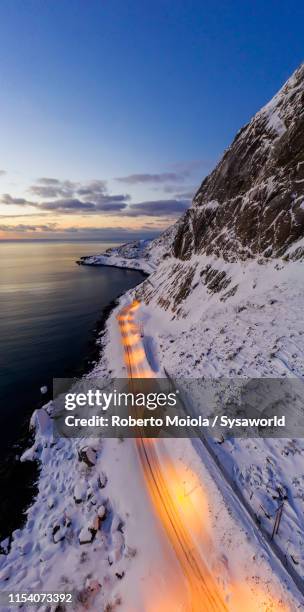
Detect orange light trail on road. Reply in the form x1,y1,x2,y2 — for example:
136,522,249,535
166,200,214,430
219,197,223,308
117,300,292,612
117,300,227,610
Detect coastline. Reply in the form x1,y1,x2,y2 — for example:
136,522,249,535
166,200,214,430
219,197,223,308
0,262,154,609
2,250,304,609
0,265,147,545
77,259,151,274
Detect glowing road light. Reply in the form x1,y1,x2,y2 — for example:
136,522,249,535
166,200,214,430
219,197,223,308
117,300,291,612
118,302,151,376
164,462,210,543
118,301,227,610
122,334,140,347
127,347,146,362
130,299,141,311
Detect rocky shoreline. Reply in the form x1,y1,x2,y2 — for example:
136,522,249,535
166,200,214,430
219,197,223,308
0,267,148,610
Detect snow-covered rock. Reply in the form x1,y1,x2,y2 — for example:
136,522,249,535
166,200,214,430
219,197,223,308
2,62,304,611
78,226,178,274
78,445,97,467
85,63,304,596
79,525,95,545
74,481,87,503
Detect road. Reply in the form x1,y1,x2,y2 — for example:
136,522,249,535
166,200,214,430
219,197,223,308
117,300,228,611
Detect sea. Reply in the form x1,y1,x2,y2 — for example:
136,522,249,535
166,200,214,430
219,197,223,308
0,240,145,539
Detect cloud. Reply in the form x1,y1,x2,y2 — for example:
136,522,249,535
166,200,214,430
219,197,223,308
37,178,61,185
1,172,191,221
0,170,6,176
30,178,78,198
162,184,197,198
31,185,72,198
116,160,214,186
0,223,160,241
123,199,190,217
1,187,189,218
58,226,159,239
174,189,196,199
1,185,130,214
1,193,36,206
76,180,107,196
0,223,57,232
36,177,106,192
39,198,96,212
115,172,186,185
0,213,53,218
30,178,108,199
38,196,129,213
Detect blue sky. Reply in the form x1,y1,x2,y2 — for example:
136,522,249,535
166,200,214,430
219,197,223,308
0,0,303,239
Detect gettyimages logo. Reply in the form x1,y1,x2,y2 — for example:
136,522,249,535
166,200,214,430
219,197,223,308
64,388,179,411
52,378,182,438
51,377,304,439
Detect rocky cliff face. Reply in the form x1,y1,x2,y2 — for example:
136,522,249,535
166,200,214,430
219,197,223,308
136,64,304,317
126,69,304,586
83,65,304,317
173,63,304,262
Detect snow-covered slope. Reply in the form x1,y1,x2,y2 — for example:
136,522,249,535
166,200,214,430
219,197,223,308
78,225,177,274
2,64,304,609
133,257,304,581
83,64,304,584
78,239,155,274
81,65,304,293
128,64,304,583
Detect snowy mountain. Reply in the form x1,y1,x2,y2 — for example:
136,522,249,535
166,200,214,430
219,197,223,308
83,64,304,314
79,225,177,274
174,63,304,262
82,64,304,584
132,64,304,316
129,64,304,584
2,64,304,609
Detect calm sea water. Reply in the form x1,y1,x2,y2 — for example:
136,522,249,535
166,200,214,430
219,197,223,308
0,241,145,455
0,240,145,538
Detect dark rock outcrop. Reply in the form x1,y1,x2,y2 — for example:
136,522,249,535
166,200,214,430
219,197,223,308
173,64,304,262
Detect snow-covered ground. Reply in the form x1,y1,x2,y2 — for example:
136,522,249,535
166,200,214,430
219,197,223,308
1,335,182,610
1,232,303,610
133,250,304,585
78,239,156,274
2,62,304,611
77,224,179,275
91,249,304,609
81,240,304,607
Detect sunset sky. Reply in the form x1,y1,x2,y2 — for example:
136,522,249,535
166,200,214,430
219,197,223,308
1,0,303,240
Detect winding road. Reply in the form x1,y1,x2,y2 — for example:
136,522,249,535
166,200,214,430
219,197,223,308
117,300,228,611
